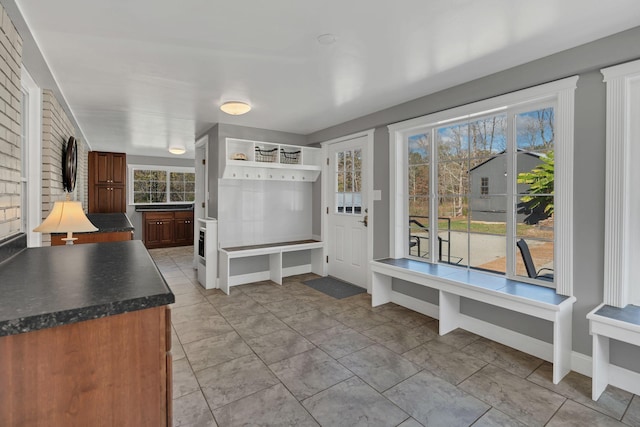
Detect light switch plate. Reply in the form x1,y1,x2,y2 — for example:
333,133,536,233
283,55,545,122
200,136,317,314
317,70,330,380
373,190,382,201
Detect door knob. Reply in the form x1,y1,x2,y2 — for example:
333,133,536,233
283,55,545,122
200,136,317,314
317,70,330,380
358,215,368,227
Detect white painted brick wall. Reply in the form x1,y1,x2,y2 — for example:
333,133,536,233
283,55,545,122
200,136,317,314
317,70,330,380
0,2,21,241
0,4,87,244
40,90,89,246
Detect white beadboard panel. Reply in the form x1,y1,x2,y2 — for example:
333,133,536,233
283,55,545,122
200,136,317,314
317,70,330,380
218,180,313,248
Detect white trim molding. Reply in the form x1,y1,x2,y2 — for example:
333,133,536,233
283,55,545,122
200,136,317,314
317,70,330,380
601,59,640,307
21,67,42,248
127,164,196,206
388,76,578,297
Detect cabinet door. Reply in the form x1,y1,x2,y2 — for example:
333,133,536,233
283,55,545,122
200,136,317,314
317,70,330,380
145,220,162,247
111,154,127,185
159,220,174,245
173,212,194,245
93,152,111,184
112,186,126,213
144,213,174,248
185,217,194,244
94,186,112,213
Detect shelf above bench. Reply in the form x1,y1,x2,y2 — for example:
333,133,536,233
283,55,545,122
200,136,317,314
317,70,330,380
221,138,322,181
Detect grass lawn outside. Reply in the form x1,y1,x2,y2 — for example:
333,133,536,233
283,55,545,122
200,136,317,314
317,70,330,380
432,218,553,239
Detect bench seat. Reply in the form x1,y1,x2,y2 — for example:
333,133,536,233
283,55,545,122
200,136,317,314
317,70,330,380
371,258,576,384
587,303,640,399
219,240,324,294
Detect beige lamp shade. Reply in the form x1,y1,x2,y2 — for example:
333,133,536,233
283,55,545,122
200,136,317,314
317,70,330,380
34,201,97,244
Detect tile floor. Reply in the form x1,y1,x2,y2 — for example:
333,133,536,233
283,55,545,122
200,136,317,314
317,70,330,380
149,246,640,427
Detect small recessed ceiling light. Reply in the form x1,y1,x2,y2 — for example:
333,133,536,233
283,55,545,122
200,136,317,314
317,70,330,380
169,145,186,155
317,33,336,45
220,101,251,115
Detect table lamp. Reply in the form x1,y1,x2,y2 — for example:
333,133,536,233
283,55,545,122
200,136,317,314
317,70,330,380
34,199,97,245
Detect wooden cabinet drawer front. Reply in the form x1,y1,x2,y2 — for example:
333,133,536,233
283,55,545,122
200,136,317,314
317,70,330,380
145,212,175,221
174,211,194,220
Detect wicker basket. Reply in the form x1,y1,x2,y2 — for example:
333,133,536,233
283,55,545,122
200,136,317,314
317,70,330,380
254,146,277,163
280,149,301,164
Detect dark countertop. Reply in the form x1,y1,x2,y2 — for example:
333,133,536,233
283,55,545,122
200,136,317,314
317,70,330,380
135,204,194,212
0,240,174,337
51,213,134,235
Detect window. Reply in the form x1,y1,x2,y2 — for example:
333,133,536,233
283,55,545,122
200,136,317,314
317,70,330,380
129,165,195,205
480,177,489,196
335,148,362,214
390,77,577,295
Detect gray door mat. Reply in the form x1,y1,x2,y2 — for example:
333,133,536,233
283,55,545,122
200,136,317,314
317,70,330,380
302,276,366,299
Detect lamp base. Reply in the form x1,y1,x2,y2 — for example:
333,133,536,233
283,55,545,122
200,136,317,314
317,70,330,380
62,232,78,245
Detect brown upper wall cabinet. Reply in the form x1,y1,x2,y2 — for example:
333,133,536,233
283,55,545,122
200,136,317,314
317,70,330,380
92,152,126,185
89,151,127,213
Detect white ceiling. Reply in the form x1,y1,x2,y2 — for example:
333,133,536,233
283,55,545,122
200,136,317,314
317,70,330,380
14,0,640,158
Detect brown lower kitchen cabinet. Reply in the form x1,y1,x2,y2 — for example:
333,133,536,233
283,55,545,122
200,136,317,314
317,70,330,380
174,211,195,245
143,211,194,249
0,306,172,426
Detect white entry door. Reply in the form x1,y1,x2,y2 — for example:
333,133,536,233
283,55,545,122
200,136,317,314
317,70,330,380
327,136,368,288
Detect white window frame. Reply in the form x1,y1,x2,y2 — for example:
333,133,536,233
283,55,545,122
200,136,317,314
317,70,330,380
21,67,42,248
389,76,578,296
128,164,196,205
601,59,640,307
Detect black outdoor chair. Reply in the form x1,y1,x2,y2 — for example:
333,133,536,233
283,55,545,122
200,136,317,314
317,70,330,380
517,239,554,282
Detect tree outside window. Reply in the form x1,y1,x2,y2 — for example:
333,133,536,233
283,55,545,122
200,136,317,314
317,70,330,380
130,166,195,205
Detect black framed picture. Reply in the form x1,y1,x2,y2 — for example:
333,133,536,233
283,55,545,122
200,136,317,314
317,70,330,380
62,136,77,192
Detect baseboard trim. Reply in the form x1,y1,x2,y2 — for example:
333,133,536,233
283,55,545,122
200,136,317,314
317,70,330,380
390,290,553,362
459,314,554,362
570,351,592,377
391,291,439,319
228,264,313,287
610,364,640,396
569,351,640,395
389,290,640,396
283,265,312,277
229,271,270,286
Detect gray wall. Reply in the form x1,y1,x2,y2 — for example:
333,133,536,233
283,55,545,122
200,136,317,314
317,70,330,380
307,26,640,372
126,155,195,240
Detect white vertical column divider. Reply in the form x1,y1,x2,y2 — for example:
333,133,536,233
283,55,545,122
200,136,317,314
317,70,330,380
603,76,627,307
555,84,577,297
601,60,640,307
388,128,406,258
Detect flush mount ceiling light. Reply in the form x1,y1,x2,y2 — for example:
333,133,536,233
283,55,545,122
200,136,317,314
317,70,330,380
168,145,186,155
317,33,337,45
220,101,251,115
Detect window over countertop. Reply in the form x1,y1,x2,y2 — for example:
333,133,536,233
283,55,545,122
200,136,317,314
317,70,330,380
128,165,196,205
